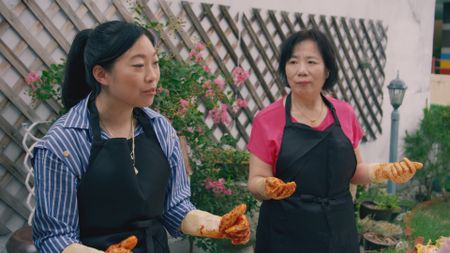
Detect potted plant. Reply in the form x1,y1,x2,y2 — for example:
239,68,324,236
358,217,402,251
358,186,401,221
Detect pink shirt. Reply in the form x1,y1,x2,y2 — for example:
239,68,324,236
247,96,364,173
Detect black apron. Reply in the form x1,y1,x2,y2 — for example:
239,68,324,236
77,98,171,253
255,93,359,253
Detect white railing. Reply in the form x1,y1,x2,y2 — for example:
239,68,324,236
21,121,50,226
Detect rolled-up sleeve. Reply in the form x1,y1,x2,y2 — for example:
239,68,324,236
33,148,80,253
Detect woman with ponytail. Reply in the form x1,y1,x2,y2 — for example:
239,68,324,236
32,21,250,253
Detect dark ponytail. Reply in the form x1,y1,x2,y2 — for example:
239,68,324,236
62,29,93,110
62,21,158,111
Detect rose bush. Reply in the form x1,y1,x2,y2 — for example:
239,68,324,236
142,43,257,253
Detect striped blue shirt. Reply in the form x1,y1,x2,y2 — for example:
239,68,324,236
32,96,196,253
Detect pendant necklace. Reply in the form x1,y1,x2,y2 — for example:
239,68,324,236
100,115,138,174
293,100,324,124
130,117,138,174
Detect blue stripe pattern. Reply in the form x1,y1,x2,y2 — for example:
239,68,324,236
32,96,196,253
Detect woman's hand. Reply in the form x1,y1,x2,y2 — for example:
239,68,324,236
105,235,138,253
264,177,297,200
200,204,251,245
382,158,423,184
370,158,423,184
180,204,250,245
61,243,104,253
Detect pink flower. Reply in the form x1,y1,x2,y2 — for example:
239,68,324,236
213,78,225,90
203,178,232,195
202,80,212,90
188,49,196,59
208,104,231,125
220,104,231,125
208,107,221,124
231,67,250,86
26,71,40,85
178,107,187,114
186,127,194,133
204,178,214,190
203,65,211,73
232,99,248,112
197,127,203,133
194,42,205,51
179,99,189,107
208,106,225,124
223,188,233,195
205,89,215,97
194,53,203,63
235,98,248,108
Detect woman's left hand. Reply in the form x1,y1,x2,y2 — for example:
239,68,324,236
382,158,423,184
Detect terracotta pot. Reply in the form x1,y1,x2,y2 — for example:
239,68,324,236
363,232,397,251
359,201,401,221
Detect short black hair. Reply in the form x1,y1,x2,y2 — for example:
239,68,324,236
278,29,338,91
62,21,158,110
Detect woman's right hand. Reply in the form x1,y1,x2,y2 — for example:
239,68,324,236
61,243,104,253
181,205,250,245
264,177,296,200
201,204,251,245
105,235,138,253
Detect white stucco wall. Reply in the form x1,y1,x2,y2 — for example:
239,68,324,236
181,0,436,163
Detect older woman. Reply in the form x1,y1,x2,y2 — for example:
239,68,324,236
247,29,422,252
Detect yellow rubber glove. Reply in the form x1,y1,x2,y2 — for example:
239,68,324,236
180,204,250,245
369,157,423,184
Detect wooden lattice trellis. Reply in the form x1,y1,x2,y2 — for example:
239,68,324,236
0,0,387,234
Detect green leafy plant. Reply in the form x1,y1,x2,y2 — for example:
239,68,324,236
26,63,64,103
26,13,257,253
153,43,255,253
358,186,400,210
404,105,450,200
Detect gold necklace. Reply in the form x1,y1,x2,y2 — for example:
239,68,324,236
130,118,138,174
293,100,324,124
100,116,138,174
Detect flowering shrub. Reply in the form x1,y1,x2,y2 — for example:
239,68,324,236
26,20,257,253
26,63,64,103
153,45,257,252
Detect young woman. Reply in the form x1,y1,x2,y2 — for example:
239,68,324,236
247,29,422,252
32,21,249,253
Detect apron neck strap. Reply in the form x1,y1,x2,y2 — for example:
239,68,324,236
285,93,341,127
87,97,153,142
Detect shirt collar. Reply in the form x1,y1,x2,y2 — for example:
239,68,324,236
63,94,162,130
